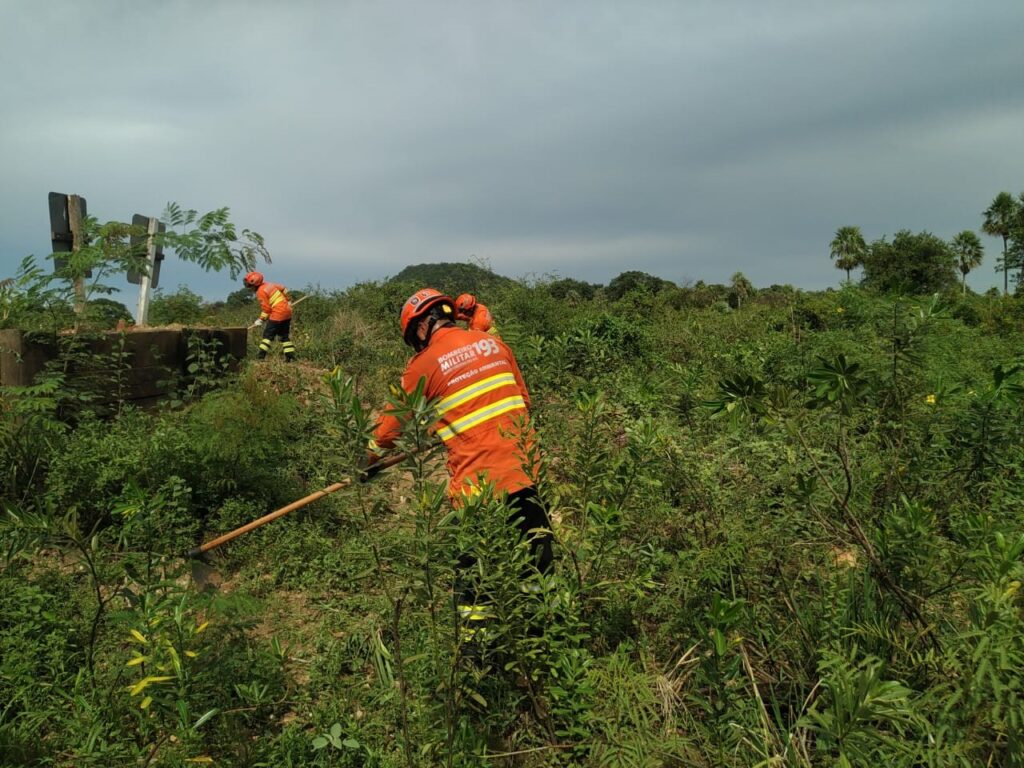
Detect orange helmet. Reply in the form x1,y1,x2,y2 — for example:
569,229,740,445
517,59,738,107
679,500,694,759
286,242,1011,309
243,271,264,288
454,293,477,316
399,288,454,347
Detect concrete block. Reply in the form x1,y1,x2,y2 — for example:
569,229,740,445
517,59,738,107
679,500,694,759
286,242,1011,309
0,327,248,405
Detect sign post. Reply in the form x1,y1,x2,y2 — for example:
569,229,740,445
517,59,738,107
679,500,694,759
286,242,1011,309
47,192,90,316
67,195,87,317
128,214,166,326
136,218,158,325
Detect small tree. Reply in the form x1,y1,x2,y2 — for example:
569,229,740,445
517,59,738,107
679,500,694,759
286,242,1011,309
981,191,1020,295
1014,191,1024,290
1010,237,1024,295
547,277,600,301
84,298,134,328
605,271,672,301
830,226,867,282
862,230,957,295
41,204,269,331
729,272,754,310
950,230,984,294
148,286,206,325
224,287,255,309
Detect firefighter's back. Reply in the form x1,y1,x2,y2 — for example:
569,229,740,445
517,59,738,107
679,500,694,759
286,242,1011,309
405,325,531,497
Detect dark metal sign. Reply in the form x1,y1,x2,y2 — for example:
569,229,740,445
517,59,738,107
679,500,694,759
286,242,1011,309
48,192,91,276
127,214,166,288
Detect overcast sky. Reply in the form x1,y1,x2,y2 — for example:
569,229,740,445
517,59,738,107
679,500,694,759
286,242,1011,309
2,0,1023,303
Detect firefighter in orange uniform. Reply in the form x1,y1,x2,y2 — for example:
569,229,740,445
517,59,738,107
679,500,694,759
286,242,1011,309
369,288,552,644
244,272,296,361
454,293,498,336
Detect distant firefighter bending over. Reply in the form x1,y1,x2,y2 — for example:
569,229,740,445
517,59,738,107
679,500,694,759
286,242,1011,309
244,271,296,361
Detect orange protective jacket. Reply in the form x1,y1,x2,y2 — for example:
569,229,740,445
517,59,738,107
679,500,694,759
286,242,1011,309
457,303,496,334
373,325,533,498
256,282,292,322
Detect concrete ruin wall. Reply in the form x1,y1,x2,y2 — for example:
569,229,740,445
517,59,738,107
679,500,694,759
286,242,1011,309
0,327,248,405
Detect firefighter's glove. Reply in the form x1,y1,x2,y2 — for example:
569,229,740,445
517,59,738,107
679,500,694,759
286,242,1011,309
359,463,384,484
250,318,263,329
359,453,382,484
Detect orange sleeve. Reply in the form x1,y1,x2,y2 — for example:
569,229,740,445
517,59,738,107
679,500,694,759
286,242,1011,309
372,412,402,452
256,285,272,318
372,365,430,451
469,305,493,332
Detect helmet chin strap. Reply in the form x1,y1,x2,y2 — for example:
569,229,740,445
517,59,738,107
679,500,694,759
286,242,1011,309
410,317,432,352
412,316,452,352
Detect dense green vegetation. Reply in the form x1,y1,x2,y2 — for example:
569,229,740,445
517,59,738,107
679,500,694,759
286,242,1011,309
2,261,1024,766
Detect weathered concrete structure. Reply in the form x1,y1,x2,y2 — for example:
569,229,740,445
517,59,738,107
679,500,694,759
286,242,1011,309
0,327,248,406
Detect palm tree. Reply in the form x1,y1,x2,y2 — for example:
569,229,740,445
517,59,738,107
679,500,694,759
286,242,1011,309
830,226,867,282
730,272,753,309
1016,192,1024,289
982,191,1019,295
950,230,984,294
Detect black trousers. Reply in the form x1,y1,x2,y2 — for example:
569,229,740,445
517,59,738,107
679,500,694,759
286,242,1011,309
455,486,554,610
259,319,296,359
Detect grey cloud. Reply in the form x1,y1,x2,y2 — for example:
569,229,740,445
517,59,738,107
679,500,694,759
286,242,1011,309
2,1,1024,300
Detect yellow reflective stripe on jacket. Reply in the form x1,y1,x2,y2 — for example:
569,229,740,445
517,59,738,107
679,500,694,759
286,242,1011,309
436,395,526,442
269,290,286,306
437,372,517,416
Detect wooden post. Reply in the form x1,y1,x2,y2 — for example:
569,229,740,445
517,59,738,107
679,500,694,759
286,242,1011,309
67,194,86,316
135,217,159,326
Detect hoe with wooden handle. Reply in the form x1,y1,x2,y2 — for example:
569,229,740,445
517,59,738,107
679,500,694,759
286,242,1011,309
186,449,413,587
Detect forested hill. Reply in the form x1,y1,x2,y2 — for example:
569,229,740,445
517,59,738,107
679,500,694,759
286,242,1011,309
387,261,516,295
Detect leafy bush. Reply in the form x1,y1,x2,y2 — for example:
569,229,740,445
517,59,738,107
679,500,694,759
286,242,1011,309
862,229,958,295
605,270,675,301
83,298,133,328
148,285,207,325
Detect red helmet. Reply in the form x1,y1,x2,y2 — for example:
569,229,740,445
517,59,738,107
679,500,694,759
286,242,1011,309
243,271,264,288
400,288,453,346
454,293,477,315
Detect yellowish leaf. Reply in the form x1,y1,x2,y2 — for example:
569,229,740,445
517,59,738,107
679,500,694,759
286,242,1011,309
130,629,148,645
126,655,147,667
168,646,182,676
140,696,152,710
128,675,174,696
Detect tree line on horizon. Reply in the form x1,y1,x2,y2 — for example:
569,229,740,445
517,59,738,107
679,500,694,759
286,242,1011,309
7,187,1023,335
830,190,1024,296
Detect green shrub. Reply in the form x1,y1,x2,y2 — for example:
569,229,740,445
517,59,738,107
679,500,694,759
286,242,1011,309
148,285,207,325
